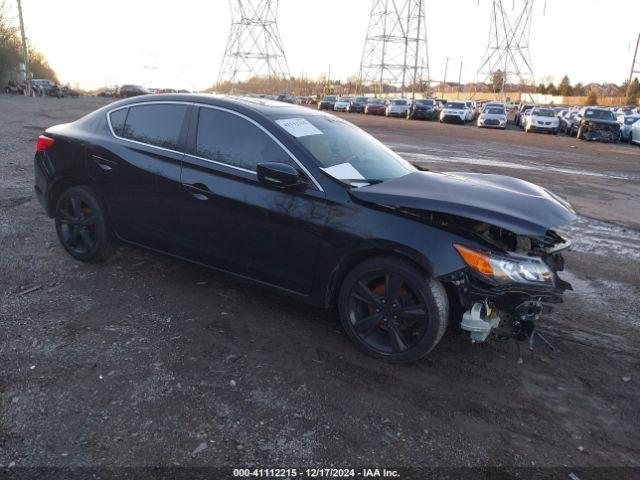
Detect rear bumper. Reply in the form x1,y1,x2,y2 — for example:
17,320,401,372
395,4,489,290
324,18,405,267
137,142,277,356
34,151,53,215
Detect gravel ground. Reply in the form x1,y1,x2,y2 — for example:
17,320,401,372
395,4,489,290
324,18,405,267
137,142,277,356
0,96,639,475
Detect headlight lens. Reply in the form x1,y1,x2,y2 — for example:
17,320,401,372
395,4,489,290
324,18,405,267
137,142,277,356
454,245,554,285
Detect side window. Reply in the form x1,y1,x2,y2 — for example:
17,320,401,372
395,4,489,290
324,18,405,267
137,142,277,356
195,108,294,172
121,104,188,150
109,108,128,137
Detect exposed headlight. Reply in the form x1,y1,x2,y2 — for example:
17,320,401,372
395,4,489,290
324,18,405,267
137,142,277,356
454,245,554,285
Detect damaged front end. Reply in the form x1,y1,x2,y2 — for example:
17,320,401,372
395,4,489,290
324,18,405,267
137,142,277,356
427,213,573,345
581,121,620,143
349,170,577,348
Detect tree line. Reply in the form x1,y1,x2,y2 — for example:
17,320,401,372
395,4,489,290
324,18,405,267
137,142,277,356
0,0,58,84
536,74,640,104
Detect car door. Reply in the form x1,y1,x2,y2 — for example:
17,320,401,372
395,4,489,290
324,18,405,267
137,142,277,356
178,105,328,294
87,102,190,252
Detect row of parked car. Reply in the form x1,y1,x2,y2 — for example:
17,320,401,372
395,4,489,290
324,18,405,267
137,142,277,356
317,95,495,124
317,95,516,129
316,95,640,144
3,79,79,98
514,103,640,143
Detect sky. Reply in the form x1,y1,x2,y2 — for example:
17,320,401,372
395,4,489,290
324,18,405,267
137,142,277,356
12,0,640,90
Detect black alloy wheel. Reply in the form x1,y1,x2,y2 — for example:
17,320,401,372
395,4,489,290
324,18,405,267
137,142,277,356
338,257,449,363
55,186,115,262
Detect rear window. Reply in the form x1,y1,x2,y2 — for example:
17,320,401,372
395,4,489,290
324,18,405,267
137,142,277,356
121,104,188,150
109,108,128,137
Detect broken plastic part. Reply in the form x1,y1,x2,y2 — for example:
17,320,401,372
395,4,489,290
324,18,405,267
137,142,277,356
461,302,501,343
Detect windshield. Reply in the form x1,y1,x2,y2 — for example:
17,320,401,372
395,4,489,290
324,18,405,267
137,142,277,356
447,102,466,109
625,117,640,125
584,109,615,120
322,96,337,102
533,108,555,117
273,114,415,185
369,99,386,105
392,100,407,106
355,97,369,103
415,100,435,106
485,107,505,115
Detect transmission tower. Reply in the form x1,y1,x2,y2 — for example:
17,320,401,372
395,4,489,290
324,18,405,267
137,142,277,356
359,0,431,98
217,0,290,91
475,0,535,96
627,33,640,99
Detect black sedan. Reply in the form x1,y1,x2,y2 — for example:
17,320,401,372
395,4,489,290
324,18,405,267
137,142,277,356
407,99,439,120
317,96,337,111
34,94,576,363
348,97,369,113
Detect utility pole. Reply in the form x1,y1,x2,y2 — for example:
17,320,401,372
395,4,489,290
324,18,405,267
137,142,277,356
627,33,640,101
442,56,450,98
16,0,31,96
457,60,463,99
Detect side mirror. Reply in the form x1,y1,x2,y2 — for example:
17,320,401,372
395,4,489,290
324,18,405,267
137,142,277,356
257,162,302,189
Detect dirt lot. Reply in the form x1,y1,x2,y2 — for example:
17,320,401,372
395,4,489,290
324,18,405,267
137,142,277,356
1,96,639,475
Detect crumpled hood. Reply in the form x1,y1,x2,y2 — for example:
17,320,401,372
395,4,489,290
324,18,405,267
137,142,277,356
350,171,577,236
583,119,620,128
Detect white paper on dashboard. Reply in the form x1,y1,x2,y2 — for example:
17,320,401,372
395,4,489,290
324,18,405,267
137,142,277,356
321,162,365,180
275,118,323,137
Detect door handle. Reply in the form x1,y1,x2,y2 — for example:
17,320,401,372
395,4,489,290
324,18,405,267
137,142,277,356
91,155,116,172
184,183,212,201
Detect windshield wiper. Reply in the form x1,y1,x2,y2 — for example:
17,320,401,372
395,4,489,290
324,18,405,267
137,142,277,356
341,179,385,187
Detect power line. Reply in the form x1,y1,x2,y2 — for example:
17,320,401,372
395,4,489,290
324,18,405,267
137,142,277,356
358,0,431,98
475,0,535,98
217,0,290,92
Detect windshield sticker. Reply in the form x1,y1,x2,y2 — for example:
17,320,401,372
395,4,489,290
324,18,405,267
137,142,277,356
275,118,323,138
321,162,365,180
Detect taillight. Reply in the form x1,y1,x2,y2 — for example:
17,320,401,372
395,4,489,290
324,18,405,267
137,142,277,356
36,135,55,151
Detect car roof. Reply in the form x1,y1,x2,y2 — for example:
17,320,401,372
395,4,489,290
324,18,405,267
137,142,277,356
106,93,327,119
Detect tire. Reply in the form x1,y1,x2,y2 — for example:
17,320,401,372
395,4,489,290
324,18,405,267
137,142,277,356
338,256,449,363
54,186,115,262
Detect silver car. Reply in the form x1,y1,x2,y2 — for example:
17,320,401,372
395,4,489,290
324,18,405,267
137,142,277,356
386,99,410,118
617,114,640,141
477,105,507,129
